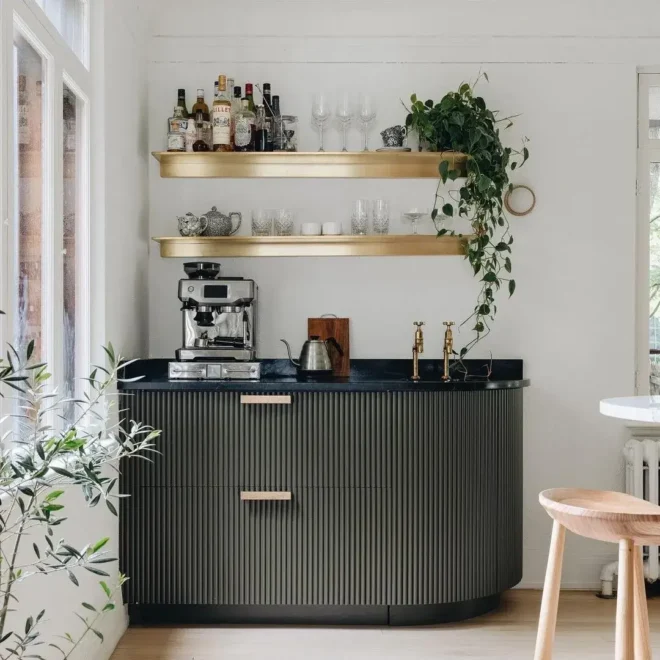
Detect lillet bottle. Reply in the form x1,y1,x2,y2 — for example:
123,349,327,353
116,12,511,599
212,75,233,152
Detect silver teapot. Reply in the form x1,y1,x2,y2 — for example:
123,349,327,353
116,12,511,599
177,213,208,237
281,336,343,375
202,206,242,236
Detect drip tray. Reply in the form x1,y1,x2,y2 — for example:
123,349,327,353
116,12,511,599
169,362,261,380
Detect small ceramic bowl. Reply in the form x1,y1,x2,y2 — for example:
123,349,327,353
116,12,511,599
322,222,342,235
301,222,322,236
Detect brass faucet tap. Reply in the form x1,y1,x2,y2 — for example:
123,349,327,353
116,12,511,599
412,322,425,381
442,321,455,382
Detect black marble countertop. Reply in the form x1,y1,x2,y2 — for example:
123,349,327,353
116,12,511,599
118,359,529,393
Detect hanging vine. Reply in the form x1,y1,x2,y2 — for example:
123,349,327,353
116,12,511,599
405,73,529,358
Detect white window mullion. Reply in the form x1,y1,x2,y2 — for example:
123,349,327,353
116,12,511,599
49,61,64,395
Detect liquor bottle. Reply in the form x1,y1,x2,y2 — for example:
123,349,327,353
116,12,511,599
167,106,186,152
234,99,256,152
230,86,242,145
245,83,255,112
192,89,210,121
193,110,211,152
214,80,219,100
262,83,273,151
176,88,189,118
272,95,282,150
212,75,233,151
227,78,235,96
254,105,268,152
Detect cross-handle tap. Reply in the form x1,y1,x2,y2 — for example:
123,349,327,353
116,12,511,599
412,321,425,382
442,321,455,382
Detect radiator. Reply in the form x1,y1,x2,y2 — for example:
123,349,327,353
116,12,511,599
601,438,660,595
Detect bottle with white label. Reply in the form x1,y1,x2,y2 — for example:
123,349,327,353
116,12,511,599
212,75,233,151
234,99,256,152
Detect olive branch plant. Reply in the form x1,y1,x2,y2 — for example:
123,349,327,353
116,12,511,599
0,310,159,659
405,72,530,361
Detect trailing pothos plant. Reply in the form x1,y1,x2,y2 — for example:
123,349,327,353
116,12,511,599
405,73,529,359
0,309,159,659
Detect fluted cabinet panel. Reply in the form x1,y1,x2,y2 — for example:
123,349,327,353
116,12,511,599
120,389,523,610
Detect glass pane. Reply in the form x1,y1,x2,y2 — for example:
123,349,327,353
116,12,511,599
13,33,44,363
63,85,78,407
650,87,660,139
37,0,85,61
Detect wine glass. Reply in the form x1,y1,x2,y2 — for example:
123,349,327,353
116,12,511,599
403,208,429,235
312,93,332,152
358,94,377,152
336,92,353,152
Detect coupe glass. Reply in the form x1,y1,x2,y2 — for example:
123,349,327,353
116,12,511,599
358,94,377,152
403,208,429,235
336,92,353,152
312,93,332,152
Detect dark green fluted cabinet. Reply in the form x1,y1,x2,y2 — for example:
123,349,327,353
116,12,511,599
120,389,523,625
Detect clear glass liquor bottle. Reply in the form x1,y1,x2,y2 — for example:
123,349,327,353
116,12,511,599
212,75,233,152
234,99,256,152
167,106,186,152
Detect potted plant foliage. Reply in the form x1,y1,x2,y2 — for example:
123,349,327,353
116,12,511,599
0,311,158,658
405,73,529,358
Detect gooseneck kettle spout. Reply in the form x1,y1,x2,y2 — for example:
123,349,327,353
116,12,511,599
280,339,300,368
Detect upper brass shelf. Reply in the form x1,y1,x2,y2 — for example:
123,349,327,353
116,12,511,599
152,234,470,258
151,151,468,179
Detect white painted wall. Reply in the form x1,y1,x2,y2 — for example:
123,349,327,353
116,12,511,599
145,1,660,588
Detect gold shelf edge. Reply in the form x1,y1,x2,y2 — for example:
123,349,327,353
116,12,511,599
151,151,468,179
152,235,471,258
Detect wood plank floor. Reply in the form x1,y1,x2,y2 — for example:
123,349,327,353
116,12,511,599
111,590,660,659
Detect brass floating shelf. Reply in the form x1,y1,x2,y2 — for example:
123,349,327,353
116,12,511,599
151,151,468,179
152,235,470,258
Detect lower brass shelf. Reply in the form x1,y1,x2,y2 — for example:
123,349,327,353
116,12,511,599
152,235,469,258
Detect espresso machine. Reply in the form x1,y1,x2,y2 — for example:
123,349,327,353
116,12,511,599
168,262,261,380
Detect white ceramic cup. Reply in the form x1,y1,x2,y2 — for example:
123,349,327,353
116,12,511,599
322,222,342,235
301,222,322,236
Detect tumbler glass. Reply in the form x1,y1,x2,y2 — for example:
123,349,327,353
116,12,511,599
351,199,369,235
372,199,390,234
252,209,272,236
274,209,294,236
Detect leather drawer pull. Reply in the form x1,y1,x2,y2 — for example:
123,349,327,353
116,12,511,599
240,491,292,501
240,395,292,405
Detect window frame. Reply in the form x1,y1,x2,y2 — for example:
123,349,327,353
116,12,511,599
0,0,93,408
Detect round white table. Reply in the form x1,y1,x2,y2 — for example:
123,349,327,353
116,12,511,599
600,396,660,423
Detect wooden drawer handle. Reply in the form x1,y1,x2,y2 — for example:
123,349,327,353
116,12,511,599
240,491,292,501
240,395,292,405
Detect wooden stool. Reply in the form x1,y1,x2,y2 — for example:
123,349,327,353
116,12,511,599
534,488,660,660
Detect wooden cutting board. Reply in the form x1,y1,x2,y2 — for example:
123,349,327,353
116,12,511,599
308,317,350,377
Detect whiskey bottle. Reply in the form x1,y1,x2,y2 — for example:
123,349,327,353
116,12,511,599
234,99,256,152
192,89,210,121
176,88,189,118
193,110,211,152
245,83,255,112
212,75,233,151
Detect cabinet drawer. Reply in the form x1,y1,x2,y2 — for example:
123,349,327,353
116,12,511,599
122,391,394,489
121,487,389,606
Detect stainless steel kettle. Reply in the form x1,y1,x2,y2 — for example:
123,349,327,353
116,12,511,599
280,336,342,374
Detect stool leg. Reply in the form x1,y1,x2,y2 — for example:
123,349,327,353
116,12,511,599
615,539,635,660
534,520,566,660
634,545,651,660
